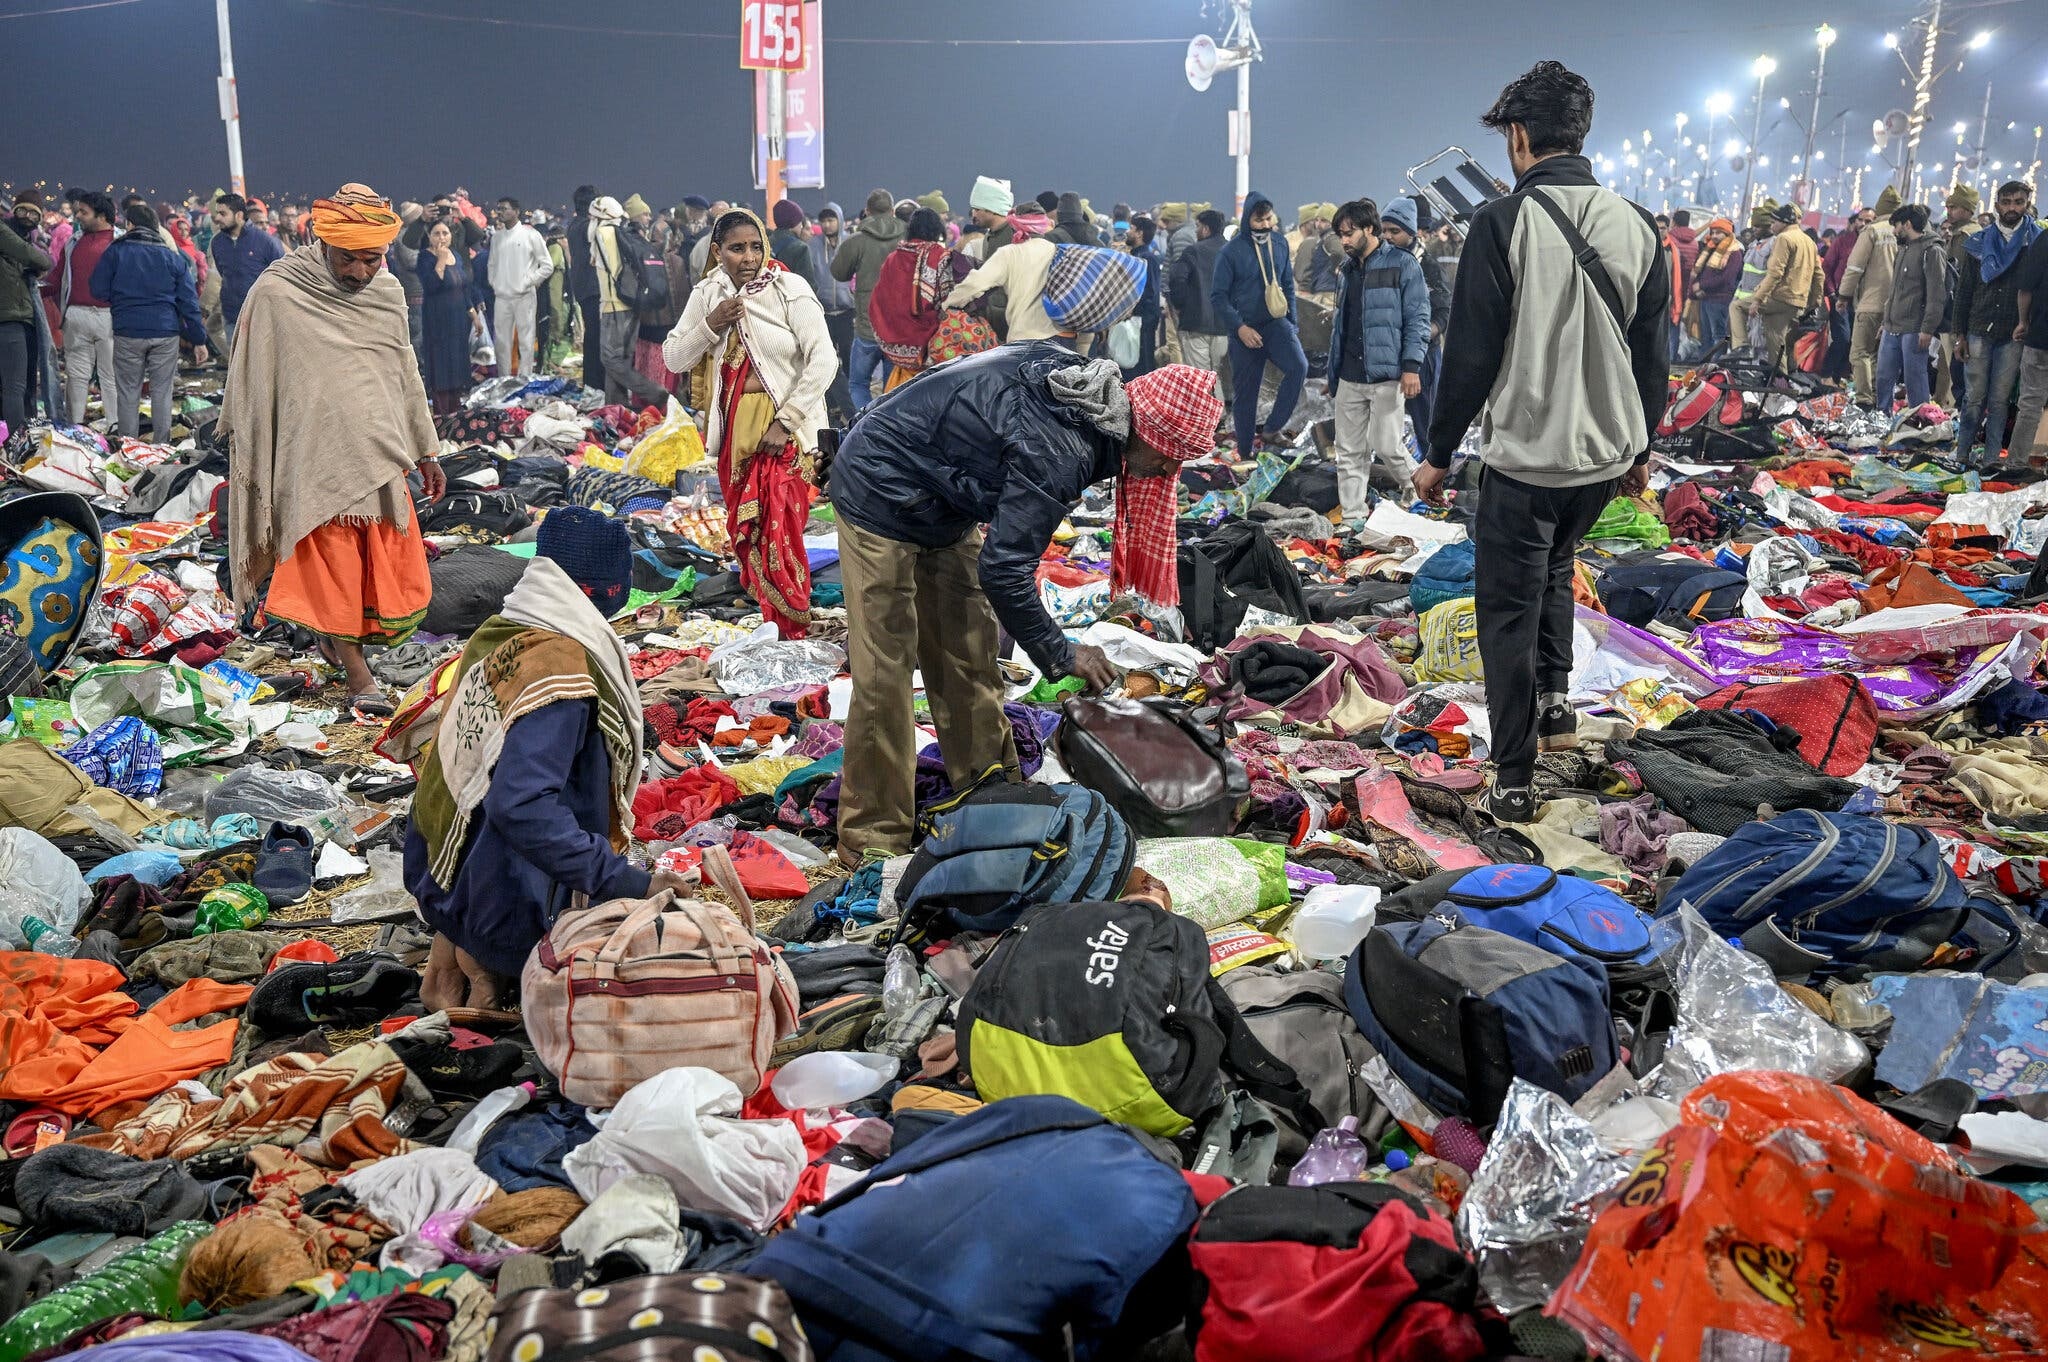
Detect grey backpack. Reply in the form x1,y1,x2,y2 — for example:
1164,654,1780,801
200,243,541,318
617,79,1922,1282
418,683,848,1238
1222,965,1391,1163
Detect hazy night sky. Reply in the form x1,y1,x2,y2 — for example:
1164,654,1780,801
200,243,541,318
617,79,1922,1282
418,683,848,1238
8,0,2045,216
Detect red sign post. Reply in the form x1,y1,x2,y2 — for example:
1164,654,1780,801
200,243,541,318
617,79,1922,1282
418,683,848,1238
740,0,807,72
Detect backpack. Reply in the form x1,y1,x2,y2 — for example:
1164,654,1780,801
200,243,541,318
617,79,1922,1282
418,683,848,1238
1662,809,2023,979
608,224,670,320
1220,965,1391,1163
1041,244,1146,333
957,898,1319,1138
1604,708,1858,838
1594,552,1747,629
486,1273,810,1362
520,845,801,1107
1344,917,1618,1124
1388,864,1659,970
1178,519,1313,652
1409,541,1475,615
1186,1182,1485,1362
891,780,1134,947
1693,674,1879,778
419,489,532,538
419,544,528,637
751,1095,1198,1362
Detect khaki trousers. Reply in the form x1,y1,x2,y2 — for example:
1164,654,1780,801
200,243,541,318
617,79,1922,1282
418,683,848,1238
836,517,1018,860
1849,309,1882,400
1757,300,1801,372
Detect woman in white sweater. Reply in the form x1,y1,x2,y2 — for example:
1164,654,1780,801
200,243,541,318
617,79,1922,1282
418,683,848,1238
663,208,837,638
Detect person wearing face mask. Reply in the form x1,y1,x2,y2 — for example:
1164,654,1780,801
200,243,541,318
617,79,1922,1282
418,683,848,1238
220,184,446,722
663,208,837,640
0,197,54,448
1210,190,1308,458
1952,182,2042,467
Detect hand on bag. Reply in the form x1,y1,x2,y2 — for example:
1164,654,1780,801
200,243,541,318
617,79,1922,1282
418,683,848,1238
1619,463,1650,499
648,867,697,898
417,457,446,503
1918,332,1938,353
1068,644,1120,694
1410,461,1448,506
1236,324,1264,349
1400,372,1422,399
709,296,746,330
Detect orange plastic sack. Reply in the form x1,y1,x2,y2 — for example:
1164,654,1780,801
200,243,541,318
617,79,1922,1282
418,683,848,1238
1550,1071,2048,1361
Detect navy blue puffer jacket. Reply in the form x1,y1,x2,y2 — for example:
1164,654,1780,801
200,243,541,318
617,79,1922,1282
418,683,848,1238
1325,239,1431,388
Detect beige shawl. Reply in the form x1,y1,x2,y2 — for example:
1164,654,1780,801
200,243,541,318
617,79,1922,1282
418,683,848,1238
218,245,437,607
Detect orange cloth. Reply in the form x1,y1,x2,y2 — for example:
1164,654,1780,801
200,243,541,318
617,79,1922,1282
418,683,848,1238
1861,561,1976,612
0,959,246,1117
308,183,403,251
262,504,431,645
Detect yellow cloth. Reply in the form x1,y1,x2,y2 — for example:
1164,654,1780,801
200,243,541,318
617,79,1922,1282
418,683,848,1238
309,183,402,251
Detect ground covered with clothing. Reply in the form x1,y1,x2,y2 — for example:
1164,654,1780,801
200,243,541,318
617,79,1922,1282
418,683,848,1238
3,345,2048,1362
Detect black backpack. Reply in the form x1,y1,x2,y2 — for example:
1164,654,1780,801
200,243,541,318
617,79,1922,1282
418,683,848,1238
1178,519,1313,652
613,223,670,320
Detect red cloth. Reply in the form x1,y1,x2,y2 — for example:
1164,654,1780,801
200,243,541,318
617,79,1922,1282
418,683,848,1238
718,348,812,639
1110,471,1181,609
1660,481,1719,540
869,242,971,368
631,766,743,841
1125,363,1225,463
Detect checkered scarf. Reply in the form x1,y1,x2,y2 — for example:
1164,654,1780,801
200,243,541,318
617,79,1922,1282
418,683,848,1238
1111,471,1181,611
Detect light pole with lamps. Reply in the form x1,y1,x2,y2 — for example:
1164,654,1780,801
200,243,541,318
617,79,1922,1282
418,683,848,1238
1740,55,1777,216
1800,24,1836,210
1703,92,1732,208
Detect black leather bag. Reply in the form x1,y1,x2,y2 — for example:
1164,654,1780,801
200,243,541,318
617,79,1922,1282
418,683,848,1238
1055,696,1250,838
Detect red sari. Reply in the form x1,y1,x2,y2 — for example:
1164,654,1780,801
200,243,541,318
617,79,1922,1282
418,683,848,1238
717,334,812,638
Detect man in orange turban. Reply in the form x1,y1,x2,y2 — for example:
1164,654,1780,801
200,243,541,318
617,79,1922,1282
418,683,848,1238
220,182,445,719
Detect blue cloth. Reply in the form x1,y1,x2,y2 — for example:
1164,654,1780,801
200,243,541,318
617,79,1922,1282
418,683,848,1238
1209,191,1295,332
84,848,184,885
207,226,283,328
1965,214,2041,283
60,715,163,797
1327,239,1430,388
70,1337,316,1362
828,341,1120,677
1228,319,1308,457
417,252,473,395
1130,241,1163,320
848,334,888,411
473,1100,596,1191
403,698,651,979
87,235,207,346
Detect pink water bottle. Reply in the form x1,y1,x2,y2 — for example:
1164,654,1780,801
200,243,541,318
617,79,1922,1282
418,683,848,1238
1288,1115,1371,1186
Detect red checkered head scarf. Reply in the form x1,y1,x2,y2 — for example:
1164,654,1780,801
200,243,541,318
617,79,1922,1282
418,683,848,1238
1111,365,1221,612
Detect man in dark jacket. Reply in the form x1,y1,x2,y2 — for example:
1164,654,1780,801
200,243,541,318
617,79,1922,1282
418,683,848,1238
1042,192,1096,247
1324,198,1430,517
829,346,1221,862
1124,215,1164,378
89,203,209,444
207,192,282,350
567,185,604,393
769,199,813,279
809,201,856,421
1953,181,2041,465
1211,191,1308,458
1418,61,1669,823
831,188,905,410
1379,198,1449,464
1170,209,1231,403
0,211,53,446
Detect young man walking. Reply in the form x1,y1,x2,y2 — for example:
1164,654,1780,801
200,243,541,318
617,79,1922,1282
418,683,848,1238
1324,197,1431,517
487,198,554,378
1414,60,1670,822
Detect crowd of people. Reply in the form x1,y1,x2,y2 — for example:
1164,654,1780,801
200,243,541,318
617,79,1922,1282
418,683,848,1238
0,51,2047,1362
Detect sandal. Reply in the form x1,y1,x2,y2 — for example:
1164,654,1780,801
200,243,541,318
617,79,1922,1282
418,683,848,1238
349,691,396,722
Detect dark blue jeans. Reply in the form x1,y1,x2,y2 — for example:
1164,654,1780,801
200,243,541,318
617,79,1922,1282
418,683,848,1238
1227,318,1308,456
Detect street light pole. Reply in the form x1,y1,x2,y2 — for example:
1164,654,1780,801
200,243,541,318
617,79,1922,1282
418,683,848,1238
214,0,246,197
1901,0,1943,199
1971,80,1992,198
1223,0,1261,217
1740,56,1776,216
764,68,787,214
1703,92,1732,209
1800,24,1835,210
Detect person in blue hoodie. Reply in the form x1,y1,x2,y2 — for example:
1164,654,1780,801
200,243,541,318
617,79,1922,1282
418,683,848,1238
88,202,208,443
1323,197,1431,518
1209,191,1307,458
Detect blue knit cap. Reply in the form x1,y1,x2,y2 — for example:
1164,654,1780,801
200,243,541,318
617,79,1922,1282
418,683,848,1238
537,506,632,618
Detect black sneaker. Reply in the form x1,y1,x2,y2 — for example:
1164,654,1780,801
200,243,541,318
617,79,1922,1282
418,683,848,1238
1480,784,1536,824
1537,703,1579,752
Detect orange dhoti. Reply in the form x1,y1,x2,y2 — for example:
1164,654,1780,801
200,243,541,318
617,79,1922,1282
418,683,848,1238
263,502,431,645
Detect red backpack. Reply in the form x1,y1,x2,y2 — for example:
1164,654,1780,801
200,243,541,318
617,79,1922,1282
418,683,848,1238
1186,1181,1486,1362
1695,673,1879,778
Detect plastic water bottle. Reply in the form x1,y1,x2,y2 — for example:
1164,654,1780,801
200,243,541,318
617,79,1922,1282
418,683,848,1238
0,902,77,958
771,1051,898,1109
448,1080,539,1155
1289,885,1381,960
0,1221,209,1362
1288,1116,1372,1186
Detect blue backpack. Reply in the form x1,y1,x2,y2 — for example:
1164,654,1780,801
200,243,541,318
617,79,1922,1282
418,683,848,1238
891,781,1133,946
752,1096,1197,1362
1344,917,1618,1124
1425,864,1659,969
1409,541,1475,616
1662,809,2023,978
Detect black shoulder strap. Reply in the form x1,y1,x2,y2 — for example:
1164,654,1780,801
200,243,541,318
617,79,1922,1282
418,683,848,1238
1204,977,1325,1134
1522,188,1629,337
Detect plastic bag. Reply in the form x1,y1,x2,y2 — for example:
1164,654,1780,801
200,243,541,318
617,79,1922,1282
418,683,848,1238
5,697,82,748
623,397,707,484
328,849,417,924
1553,1070,2048,1362
67,661,244,765
1649,905,1868,1100
1413,598,1483,683
561,1067,805,1233
711,639,846,696
58,716,163,797
1585,498,1671,548
0,828,90,939
204,764,341,826
1133,837,1289,932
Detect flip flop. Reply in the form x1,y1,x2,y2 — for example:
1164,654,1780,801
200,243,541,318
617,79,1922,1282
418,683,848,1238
349,692,396,722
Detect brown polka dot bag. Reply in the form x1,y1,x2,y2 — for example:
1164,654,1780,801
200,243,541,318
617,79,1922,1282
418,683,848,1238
486,1272,812,1362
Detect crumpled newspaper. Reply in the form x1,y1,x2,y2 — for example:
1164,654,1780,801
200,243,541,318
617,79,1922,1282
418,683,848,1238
1649,905,1869,1100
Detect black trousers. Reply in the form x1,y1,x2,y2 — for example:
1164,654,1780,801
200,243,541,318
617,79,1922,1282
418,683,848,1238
578,295,605,394
823,308,855,425
1473,466,1619,787
0,320,29,445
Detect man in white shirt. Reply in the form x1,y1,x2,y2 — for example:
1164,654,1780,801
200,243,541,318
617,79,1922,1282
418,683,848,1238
488,197,554,377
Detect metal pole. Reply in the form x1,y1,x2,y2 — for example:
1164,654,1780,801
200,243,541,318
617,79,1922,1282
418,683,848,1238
1800,28,1828,209
1901,0,1942,198
1702,109,1717,208
1235,55,1250,217
765,68,787,214
1741,73,1767,216
2030,126,2043,190
215,0,245,197
1972,80,1992,197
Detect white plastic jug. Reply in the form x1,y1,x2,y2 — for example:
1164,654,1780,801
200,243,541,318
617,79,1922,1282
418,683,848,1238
770,1051,898,1110
1289,884,1382,960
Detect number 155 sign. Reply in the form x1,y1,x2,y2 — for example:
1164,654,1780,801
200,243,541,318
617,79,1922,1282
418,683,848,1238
740,0,808,71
